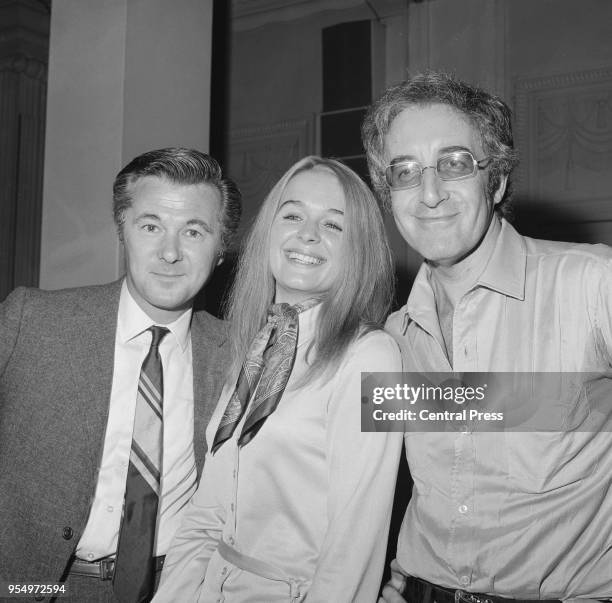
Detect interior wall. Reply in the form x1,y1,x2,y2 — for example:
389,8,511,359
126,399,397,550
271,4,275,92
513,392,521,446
506,0,611,79
226,4,406,234
226,0,612,294
40,0,127,290
122,0,213,164
505,0,612,245
39,0,214,290
409,0,612,247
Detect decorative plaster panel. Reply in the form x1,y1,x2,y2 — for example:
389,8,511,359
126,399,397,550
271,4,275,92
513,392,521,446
514,66,612,221
228,117,315,240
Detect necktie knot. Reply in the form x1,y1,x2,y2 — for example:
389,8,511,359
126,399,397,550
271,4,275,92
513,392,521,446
149,326,169,349
266,304,298,334
267,298,320,325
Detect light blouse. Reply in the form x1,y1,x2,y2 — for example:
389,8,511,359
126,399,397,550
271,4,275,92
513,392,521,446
154,307,403,602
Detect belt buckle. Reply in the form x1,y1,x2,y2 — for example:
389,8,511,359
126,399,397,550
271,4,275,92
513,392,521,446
99,558,115,581
455,590,492,603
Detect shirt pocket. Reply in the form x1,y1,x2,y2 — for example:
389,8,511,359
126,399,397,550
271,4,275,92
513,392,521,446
503,380,601,493
504,427,598,494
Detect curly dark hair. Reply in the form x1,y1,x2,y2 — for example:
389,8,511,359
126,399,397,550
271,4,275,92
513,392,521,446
362,71,519,216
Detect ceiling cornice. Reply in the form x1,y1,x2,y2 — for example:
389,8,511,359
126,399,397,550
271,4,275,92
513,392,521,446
231,0,407,31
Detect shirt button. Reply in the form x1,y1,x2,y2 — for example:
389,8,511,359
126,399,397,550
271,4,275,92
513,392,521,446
87,553,94,560
460,575,470,586
221,566,228,576
458,504,468,514
62,526,73,540
107,505,114,512
227,536,235,545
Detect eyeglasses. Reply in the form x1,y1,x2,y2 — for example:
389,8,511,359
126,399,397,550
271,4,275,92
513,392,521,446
385,151,492,191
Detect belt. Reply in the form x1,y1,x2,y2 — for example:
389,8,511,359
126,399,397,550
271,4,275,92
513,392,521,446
217,540,304,601
405,576,562,603
67,555,165,581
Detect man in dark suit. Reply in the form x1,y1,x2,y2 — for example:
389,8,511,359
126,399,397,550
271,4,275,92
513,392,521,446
0,148,241,602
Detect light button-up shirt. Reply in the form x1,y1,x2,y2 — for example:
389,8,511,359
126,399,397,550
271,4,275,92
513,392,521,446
76,281,197,559
387,219,612,599
155,308,403,602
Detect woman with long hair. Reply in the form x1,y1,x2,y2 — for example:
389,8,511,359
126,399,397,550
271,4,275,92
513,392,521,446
154,156,403,602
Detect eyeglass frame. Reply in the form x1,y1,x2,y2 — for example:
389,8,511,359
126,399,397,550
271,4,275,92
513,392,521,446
384,150,492,191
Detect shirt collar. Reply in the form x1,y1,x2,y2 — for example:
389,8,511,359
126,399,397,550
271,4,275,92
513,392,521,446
295,301,321,347
402,217,527,333
476,218,526,301
117,279,193,351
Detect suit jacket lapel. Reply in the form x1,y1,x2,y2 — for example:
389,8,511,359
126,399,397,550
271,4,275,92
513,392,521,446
62,281,122,493
191,311,229,478
60,282,228,485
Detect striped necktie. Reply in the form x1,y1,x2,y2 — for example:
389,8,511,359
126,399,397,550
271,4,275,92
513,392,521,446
113,325,168,603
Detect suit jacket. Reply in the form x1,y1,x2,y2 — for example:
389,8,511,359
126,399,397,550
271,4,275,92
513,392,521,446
0,280,230,584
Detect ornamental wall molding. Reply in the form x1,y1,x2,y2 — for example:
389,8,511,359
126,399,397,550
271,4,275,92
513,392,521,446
232,0,406,31
514,66,612,92
0,52,46,79
228,117,316,233
513,65,612,221
230,117,314,142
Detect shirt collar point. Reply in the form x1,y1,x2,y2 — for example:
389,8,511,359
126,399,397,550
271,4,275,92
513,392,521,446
118,281,192,348
476,219,527,298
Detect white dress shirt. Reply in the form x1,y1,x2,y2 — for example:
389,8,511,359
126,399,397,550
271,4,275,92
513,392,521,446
76,281,197,560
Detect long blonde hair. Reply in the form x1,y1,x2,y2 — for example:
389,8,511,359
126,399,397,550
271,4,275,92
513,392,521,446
225,156,394,382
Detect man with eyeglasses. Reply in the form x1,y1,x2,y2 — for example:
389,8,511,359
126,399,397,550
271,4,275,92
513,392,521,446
362,72,612,603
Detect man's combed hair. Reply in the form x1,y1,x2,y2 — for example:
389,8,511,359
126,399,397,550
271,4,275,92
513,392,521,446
113,147,241,251
362,71,519,216
225,155,394,383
